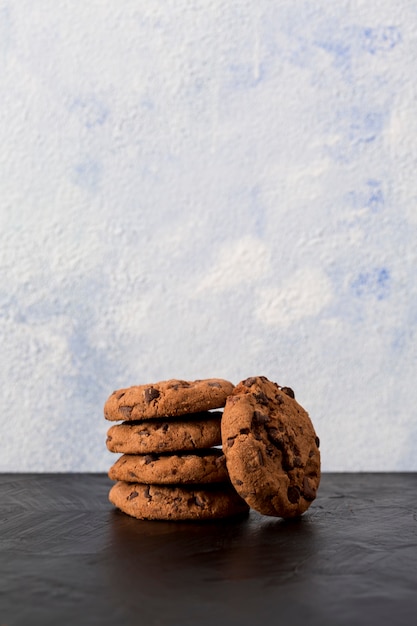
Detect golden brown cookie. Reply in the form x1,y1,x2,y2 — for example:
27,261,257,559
221,376,321,518
104,379,234,421
108,449,229,484
106,412,222,454
109,481,249,520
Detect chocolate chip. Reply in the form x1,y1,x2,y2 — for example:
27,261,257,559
144,454,155,465
265,427,295,470
129,471,137,478
144,387,160,403
252,410,270,425
303,477,316,501
143,485,151,500
274,394,284,404
119,406,132,418
257,450,265,466
287,486,300,503
281,387,295,399
239,428,250,435
207,382,221,388
266,445,275,457
294,456,303,468
194,496,204,507
227,436,237,448
254,392,269,405
266,426,279,440
127,490,138,500
138,430,150,437
315,436,320,448
162,423,169,433
106,435,112,442
115,391,125,400
243,377,257,387
172,469,177,475
187,495,202,507
235,479,243,485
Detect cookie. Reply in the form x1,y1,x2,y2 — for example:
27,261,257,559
109,481,250,520
106,412,222,454
221,376,320,518
104,378,234,422
108,449,229,484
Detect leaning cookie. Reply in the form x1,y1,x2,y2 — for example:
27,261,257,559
109,481,249,520
104,378,234,421
106,412,222,454
221,376,320,518
108,449,229,484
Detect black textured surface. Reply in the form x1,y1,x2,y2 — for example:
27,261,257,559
0,473,416,626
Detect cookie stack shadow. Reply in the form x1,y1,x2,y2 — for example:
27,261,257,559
104,378,250,521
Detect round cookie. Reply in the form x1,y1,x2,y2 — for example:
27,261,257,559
221,376,321,518
104,378,234,422
106,412,222,454
108,449,229,484
109,481,250,521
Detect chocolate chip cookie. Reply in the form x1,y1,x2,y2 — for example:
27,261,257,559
108,449,229,484
104,379,234,421
221,376,320,518
106,412,222,454
109,481,250,520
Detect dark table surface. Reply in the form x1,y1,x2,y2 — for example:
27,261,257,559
0,473,416,626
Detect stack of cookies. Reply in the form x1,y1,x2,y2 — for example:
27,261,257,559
104,378,250,521
104,375,321,521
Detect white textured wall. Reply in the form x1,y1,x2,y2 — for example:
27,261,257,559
1,1,416,471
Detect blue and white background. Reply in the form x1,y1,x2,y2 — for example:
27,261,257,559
1,1,416,472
